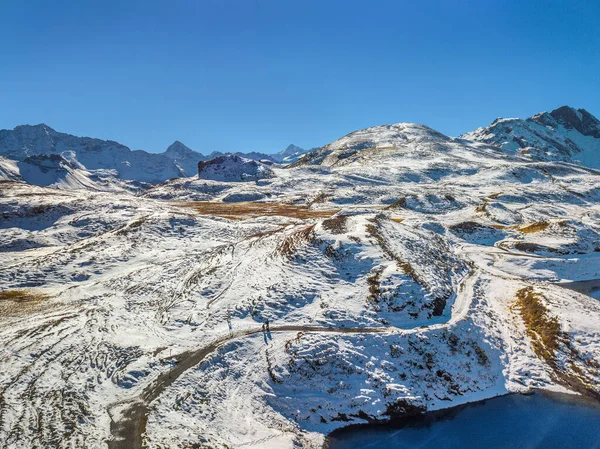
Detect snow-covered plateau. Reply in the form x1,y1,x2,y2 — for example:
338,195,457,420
1,106,600,448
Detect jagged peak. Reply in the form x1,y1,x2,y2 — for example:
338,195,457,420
165,140,194,154
281,144,304,153
12,123,56,133
548,106,600,138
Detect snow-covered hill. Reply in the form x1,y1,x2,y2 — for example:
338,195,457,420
461,106,600,169
0,154,145,191
1,111,600,449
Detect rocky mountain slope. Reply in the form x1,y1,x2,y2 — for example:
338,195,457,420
1,108,600,449
0,124,310,188
197,154,274,182
0,124,184,184
462,106,600,169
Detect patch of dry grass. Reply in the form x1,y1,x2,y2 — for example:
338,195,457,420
0,289,50,317
277,225,317,258
449,221,485,233
366,269,383,309
385,198,406,210
513,242,557,253
308,191,331,205
516,287,562,364
518,221,550,234
175,201,339,220
321,215,349,234
515,287,600,399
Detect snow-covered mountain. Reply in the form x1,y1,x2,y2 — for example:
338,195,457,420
162,140,205,177
292,122,459,168
272,144,311,163
0,124,184,185
2,109,600,449
161,140,311,170
461,106,600,169
0,124,311,189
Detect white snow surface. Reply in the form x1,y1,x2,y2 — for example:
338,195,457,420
461,106,600,169
1,117,600,448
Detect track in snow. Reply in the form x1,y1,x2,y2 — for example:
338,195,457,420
108,256,481,448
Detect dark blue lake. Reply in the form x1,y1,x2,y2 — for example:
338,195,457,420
326,392,600,449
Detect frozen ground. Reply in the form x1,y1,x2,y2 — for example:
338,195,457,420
1,116,600,448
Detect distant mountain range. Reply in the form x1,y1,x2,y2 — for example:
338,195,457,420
0,124,311,189
163,141,311,176
291,105,600,170
0,106,598,190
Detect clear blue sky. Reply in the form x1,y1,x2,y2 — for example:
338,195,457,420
1,0,599,154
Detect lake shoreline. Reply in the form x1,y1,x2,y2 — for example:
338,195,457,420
323,389,600,449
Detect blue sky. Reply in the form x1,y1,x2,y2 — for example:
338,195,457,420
1,0,599,154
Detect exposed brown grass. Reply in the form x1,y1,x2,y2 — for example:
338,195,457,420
321,215,349,234
449,221,485,233
175,201,339,220
366,217,445,316
518,221,550,234
385,198,406,210
516,287,562,364
366,269,383,309
0,290,50,317
515,287,600,399
0,290,49,302
390,217,404,223
115,217,146,236
277,225,317,257
309,191,331,205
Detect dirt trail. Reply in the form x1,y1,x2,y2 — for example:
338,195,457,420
108,242,483,449
107,325,391,449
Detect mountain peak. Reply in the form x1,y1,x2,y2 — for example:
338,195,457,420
165,140,194,156
462,106,600,169
281,144,303,153
275,144,307,163
13,123,56,134
547,106,600,138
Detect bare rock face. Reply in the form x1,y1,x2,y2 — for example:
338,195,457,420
546,106,600,138
197,154,274,182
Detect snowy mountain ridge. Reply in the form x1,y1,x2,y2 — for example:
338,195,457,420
0,124,311,188
1,106,600,448
461,105,600,169
1,106,598,191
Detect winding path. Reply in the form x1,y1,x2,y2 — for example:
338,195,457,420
107,262,479,448
107,325,392,449
110,233,592,448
